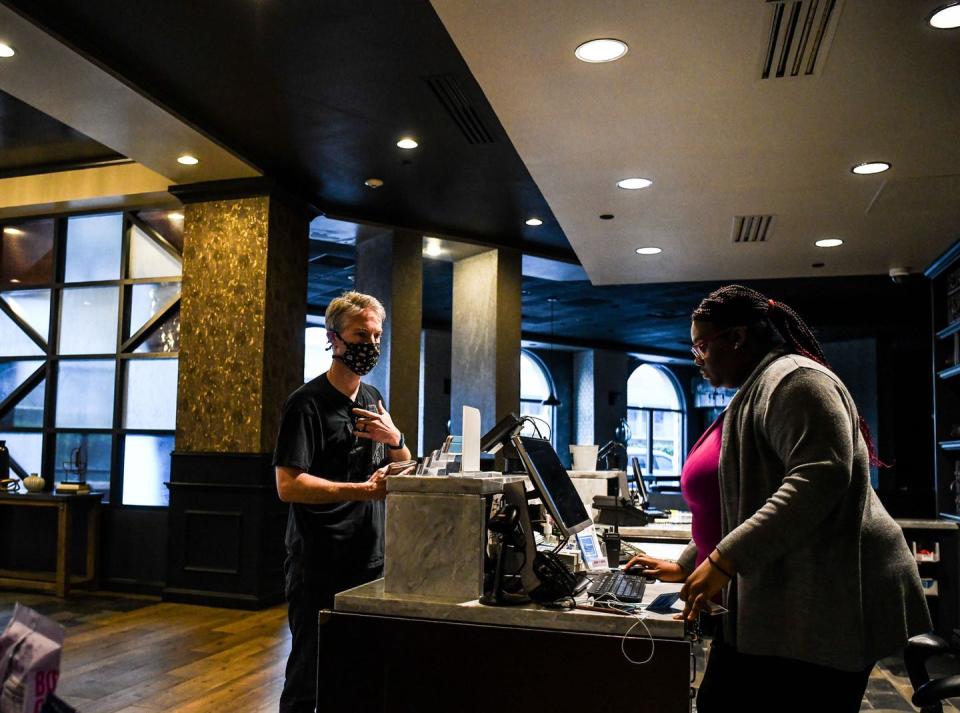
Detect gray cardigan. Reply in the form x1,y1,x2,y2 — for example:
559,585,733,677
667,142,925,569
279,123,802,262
677,350,931,671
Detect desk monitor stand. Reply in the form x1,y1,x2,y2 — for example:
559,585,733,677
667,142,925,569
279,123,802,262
480,480,539,606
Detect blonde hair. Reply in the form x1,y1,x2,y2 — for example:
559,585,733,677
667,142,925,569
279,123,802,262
324,291,385,333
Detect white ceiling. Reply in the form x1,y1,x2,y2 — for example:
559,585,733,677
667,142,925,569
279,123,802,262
431,0,960,285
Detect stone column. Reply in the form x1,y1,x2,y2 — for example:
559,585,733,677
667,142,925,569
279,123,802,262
449,249,521,435
573,350,629,446
354,230,422,454
165,178,311,609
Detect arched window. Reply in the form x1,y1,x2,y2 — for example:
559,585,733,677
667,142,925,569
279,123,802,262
519,350,556,444
627,364,685,484
304,321,334,382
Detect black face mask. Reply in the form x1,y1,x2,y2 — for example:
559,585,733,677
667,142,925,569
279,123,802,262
333,332,381,376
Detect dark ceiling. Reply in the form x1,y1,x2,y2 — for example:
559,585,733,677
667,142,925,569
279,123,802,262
3,0,572,260
307,237,931,358
0,88,122,178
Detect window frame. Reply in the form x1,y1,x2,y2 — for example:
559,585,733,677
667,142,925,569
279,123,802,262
519,349,557,446
626,363,686,487
0,208,181,508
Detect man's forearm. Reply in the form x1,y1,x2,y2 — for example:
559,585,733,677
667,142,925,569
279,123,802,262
276,467,377,504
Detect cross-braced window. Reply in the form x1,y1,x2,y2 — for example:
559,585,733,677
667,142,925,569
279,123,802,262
0,210,182,506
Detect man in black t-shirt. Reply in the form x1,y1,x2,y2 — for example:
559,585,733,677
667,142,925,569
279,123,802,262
274,291,412,713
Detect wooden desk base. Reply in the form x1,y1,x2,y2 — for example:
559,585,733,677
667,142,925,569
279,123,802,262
0,492,102,597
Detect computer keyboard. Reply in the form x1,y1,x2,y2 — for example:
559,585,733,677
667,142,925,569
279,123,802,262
586,570,647,603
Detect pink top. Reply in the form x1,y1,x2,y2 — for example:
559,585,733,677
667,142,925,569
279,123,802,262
680,413,724,568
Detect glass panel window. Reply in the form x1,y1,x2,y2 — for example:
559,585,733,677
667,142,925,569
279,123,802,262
0,361,43,403
55,360,115,428
520,352,550,400
0,310,43,357
0,379,45,428
130,283,181,337
628,364,681,410
59,287,119,354
305,326,333,382
133,309,180,353
135,210,184,253
652,411,682,475
124,359,178,430
2,289,51,342
0,431,43,478
128,225,182,279
55,433,111,493
64,214,123,283
1,219,55,286
122,434,173,506
626,409,651,472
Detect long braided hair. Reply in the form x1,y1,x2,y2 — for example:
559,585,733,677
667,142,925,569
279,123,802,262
692,284,884,467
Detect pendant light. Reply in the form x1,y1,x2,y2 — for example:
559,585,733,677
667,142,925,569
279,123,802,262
542,297,562,407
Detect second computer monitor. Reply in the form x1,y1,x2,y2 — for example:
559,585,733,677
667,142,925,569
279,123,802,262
512,435,593,538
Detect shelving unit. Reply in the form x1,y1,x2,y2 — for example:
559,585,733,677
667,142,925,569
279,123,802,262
926,240,960,522
922,239,960,639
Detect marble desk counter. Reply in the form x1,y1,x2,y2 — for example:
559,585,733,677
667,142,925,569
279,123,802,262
386,474,524,495
896,518,959,531
335,577,686,640
618,522,693,541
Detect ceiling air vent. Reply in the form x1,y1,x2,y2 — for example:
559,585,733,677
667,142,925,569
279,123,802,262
423,74,496,145
762,0,842,79
732,215,775,243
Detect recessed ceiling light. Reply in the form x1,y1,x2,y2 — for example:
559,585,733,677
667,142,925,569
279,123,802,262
169,212,184,222
364,178,384,188
851,161,890,175
617,177,653,190
525,218,543,227
396,138,418,150
636,247,662,255
0,43,15,58
3,227,25,236
815,238,843,248
177,154,199,165
423,238,443,258
9,279,20,283
575,38,629,63
930,3,960,28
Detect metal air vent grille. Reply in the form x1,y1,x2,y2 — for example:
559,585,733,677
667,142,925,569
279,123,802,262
423,74,496,145
733,215,775,243
763,0,841,79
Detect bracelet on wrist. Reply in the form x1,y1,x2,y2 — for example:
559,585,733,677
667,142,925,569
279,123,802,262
707,554,734,579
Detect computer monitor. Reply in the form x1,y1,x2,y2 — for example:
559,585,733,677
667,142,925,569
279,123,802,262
630,457,651,504
511,435,593,537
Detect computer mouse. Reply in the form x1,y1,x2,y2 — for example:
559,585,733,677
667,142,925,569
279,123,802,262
624,565,646,577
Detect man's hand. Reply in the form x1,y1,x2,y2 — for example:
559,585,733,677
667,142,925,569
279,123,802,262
623,554,687,583
678,549,733,622
353,400,402,447
364,465,388,500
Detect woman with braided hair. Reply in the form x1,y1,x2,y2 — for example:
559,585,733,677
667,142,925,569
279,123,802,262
625,285,930,712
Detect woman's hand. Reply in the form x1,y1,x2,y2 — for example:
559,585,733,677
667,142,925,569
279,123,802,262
679,549,734,622
623,554,687,583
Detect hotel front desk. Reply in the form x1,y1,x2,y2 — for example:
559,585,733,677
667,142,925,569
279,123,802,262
319,579,691,713
316,474,693,713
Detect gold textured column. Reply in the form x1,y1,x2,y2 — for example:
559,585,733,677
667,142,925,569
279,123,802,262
175,192,308,452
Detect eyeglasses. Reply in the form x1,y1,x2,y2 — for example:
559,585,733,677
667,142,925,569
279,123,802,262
691,328,735,360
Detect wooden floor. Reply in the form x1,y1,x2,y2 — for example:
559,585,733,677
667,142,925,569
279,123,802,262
3,590,960,712
0,592,290,713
